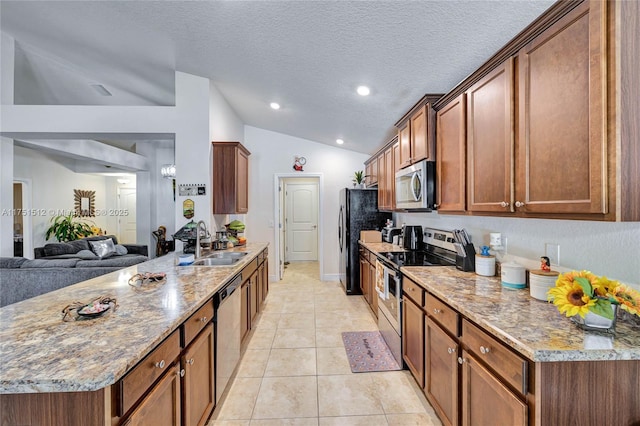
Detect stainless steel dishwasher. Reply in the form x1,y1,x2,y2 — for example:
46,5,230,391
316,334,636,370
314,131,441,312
214,273,242,404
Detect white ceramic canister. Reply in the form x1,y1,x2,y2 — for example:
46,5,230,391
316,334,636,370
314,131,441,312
529,269,559,300
475,254,496,277
501,262,526,289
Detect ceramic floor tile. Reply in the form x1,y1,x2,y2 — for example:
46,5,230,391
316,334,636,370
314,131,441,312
385,413,442,425
236,350,270,378
207,420,251,426
250,418,319,425
318,415,388,426
272,327,316,348
281,300,315,313
315,328,346,348
264,348,316,376
213,377,262,420
254,313,281,329
317,374,384,417
316,347,352,375
370,371,427,414
252,376,319,419
315,311,350,328
278,312,316,329
246,327,276,350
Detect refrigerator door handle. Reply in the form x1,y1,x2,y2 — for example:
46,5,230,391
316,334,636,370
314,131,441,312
338,206,343,252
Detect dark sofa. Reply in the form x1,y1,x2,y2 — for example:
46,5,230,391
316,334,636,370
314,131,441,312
1,235,148,307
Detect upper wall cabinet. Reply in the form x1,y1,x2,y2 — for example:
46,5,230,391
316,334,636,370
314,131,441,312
466,58,514,213
436,94,466,213
212,141,250,214
395,95,442,170
516,0,606,215
365,156,378,188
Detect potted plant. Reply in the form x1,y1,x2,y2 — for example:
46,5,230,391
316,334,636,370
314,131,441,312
352,170,367,188
45,213,94,242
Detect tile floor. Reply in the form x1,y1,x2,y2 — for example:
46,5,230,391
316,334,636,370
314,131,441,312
207,262,442,426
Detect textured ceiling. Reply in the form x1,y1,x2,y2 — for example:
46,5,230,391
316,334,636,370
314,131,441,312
1,0,555,155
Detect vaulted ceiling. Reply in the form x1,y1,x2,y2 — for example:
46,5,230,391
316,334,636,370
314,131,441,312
1,0,555,155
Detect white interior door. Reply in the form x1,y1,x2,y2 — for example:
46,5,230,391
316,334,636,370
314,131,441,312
117,188,137,243
279,182,285,277
285,181,318,262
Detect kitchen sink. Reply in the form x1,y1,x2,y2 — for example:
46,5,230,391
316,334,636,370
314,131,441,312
190,251,248,266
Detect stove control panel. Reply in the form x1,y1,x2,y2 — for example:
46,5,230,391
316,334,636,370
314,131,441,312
424,228,456,253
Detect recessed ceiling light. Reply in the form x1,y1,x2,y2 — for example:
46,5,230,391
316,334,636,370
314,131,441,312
336,139,344,145
356,86,370,96
270,102,281,110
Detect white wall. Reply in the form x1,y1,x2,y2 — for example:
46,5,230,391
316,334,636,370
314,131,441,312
394,212,640,289
13,146,110,248
243,126,369,280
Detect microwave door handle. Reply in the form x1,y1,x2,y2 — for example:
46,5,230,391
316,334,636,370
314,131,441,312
410,172,421,202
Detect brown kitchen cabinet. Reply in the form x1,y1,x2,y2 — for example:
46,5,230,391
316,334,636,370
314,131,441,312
516,0,606,215
436,93,466,212
402,282,424,388
211,142,250,214
377,144,395,211
425,317,458,426
122,363,182,426
466,58,514,213
359,249,370,302
181,325,215,426
358,246,378,317
364,157,377,187
240,280,250,345
395,95,441,169
459,349,527,426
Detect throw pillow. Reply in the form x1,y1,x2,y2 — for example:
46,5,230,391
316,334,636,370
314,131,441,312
115,244,128,255
75,249,99,260
89,238,116,259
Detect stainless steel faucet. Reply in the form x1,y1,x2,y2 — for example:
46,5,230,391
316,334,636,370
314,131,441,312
195,220,209,259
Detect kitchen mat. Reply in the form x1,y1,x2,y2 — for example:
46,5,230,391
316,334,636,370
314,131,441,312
341,331,401,373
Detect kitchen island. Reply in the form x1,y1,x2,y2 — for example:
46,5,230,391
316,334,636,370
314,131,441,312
361,241,640,425
0,242,268,425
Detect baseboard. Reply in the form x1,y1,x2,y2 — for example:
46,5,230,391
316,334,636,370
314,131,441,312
321,273,339,282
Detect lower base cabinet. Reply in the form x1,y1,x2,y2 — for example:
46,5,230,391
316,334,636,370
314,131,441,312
459,349,527,426
425,317,458,426
122,363,182,426
402,295,424,388
182,325,215,426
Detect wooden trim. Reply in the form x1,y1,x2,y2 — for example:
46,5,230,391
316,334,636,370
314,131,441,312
394,94,443,127
434,0,585,111
210,141,251,156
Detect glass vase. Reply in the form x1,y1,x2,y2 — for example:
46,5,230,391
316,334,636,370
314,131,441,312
571,305,617,333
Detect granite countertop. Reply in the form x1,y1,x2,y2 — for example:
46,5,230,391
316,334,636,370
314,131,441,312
0,242,268,394
359,241,640,363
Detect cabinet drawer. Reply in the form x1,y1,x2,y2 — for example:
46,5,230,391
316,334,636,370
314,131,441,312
242,258,258,281
425,295,458,336
403,277,424,306
367,250,377,264
120,329,181,416
183,300,214,347
461,319,528,396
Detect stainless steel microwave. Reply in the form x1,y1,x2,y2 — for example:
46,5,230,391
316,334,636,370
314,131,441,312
395,160,435,210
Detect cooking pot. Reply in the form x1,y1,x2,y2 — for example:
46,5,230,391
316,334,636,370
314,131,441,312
403,225,423,250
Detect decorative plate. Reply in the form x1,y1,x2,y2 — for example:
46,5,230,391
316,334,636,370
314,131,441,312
77,303,111,318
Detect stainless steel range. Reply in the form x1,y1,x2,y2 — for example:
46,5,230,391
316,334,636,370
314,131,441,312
375,228,458,366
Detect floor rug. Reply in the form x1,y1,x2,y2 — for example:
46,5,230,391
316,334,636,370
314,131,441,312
341,331,401,373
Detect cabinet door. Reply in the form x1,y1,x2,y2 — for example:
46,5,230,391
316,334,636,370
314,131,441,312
236,148,249,213
466,58,514,213
241,282,249,344
425,318,458,426
398,121,412,169
370,157,378,185
460,350,527,426
517,1,606,214
384,147,394,210
392,140,401,174
368,260,378,318
365,161,373,187
410,105,429,163
359,253,369,301
123,364,181,426
377,151,386,210
436,94,467,212
402,296,424,388
182,325,215,426
250,272,259,325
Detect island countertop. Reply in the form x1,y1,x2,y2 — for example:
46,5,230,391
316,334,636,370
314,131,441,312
359,241,640,363
0,242,268,394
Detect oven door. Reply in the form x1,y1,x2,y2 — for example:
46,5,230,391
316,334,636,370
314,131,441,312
378,266,400,334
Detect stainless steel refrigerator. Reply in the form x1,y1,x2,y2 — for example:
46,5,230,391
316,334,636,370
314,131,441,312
338,188,391,295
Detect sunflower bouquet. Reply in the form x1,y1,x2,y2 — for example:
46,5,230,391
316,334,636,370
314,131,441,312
548,270,640,321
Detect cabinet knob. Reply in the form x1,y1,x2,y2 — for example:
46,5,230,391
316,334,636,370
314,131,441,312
480,346,491,354
457,356,466,365
187,358,194,365
500,201,509,208
178,369,185,378
433,308,442,314
447,347,455,354
154,360,165,369
200,316,207,323
515,201,525,208
433,204,439,209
